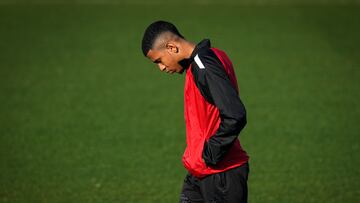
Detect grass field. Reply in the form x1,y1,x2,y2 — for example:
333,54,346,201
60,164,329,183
0,3,360,203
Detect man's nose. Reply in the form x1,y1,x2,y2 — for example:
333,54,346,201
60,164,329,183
158,64,166,72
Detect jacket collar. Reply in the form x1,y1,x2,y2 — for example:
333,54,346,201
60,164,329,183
190,39,211,59
178,39,211,70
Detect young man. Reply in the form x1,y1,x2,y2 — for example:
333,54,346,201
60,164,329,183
141,21,250,203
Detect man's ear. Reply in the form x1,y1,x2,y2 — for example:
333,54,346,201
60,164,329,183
165,42,179,53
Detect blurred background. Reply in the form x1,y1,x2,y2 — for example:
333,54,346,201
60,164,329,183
0,0,359,202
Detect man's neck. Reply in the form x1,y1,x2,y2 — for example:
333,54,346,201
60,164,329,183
177,40,196,70
181,40,196,59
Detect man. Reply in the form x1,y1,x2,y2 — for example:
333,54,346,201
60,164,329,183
141,21,250,203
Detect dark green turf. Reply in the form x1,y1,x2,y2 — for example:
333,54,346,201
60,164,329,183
0,4,359,203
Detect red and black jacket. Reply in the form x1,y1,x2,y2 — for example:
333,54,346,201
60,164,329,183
182,39,249,178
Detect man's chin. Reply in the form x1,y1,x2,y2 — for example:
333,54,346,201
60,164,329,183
178,68,185,74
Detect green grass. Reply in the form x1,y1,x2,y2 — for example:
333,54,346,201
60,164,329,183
0,4,359,203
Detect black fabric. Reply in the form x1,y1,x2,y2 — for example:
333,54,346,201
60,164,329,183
190,39,212,59
179,57,193,70
190,40,247,166
179,163,249,203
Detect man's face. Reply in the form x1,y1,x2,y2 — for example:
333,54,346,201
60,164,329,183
146,43,185,74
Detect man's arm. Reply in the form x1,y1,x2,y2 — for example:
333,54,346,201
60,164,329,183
192,49,247,166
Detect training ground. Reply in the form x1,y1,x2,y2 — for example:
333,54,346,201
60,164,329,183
0,0,359,202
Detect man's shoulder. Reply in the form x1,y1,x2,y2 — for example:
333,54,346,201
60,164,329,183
196,47,217,59
191,47,226,75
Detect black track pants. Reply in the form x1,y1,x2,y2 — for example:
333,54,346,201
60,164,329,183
179,163,249,203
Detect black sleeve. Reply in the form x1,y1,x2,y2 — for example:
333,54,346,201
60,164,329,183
191,49,247,167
